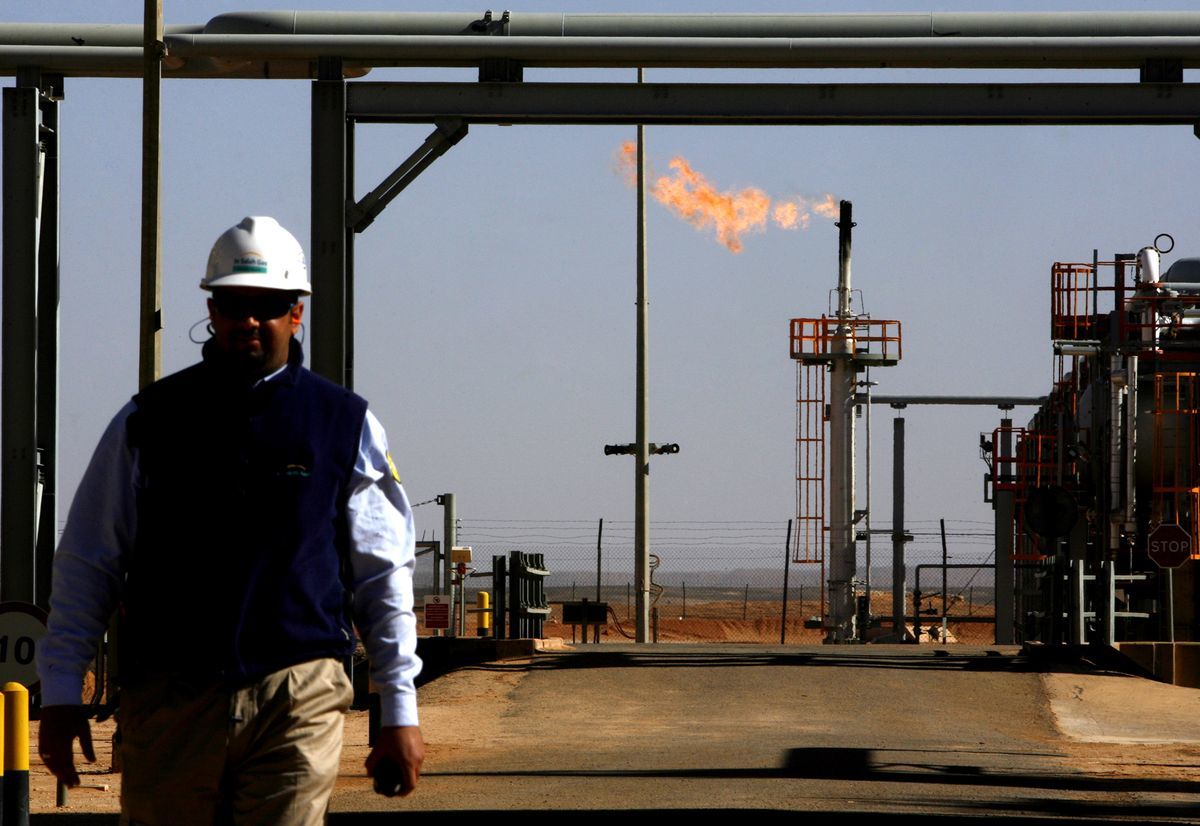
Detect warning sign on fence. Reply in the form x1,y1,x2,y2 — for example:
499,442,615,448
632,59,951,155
423,595,451,630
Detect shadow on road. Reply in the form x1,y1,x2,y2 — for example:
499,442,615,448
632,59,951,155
421,745,1200,796
451,644,1152,680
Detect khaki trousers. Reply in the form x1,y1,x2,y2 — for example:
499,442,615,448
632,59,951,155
119,658,354,826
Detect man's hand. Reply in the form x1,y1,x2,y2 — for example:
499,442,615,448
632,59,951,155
38,705,95,787
364,725,424,797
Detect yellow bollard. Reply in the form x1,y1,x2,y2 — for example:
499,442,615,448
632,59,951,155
477,591,491,636
0,690,6,812
4,682,28,826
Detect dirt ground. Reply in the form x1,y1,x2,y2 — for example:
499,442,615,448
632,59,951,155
541,597,995,645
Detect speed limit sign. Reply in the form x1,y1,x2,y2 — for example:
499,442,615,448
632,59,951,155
0,602,47,690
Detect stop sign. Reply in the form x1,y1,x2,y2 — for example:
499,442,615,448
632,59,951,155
1147,523,1193,569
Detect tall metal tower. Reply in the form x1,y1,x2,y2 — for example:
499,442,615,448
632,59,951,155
791,201,902,643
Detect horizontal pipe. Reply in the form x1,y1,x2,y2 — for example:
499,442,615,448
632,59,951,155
201,11,1200,38
8,12,1200,45
345,82,1200,127
164,34,1200,69
0,45,369,79
872,396,1048,406
0,23,201,47
0,45,143,73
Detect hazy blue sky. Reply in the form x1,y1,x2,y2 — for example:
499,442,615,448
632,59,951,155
7,2,1200,572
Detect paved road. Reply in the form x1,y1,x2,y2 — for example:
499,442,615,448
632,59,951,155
31,644,1200,824
330,644,1200,823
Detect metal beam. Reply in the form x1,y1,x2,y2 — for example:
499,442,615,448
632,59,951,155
347,82,1200,127
35,77,62,610
310,58,348,386
2,82,41,603
347,118,468,234
872,395,1048,406
140,0,163,390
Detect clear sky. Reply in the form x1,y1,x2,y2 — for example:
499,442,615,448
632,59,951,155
6,2,1200,573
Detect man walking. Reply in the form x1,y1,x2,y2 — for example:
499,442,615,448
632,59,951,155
37,216,423,823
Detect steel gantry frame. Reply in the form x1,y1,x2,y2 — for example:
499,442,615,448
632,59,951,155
3,10,1200,617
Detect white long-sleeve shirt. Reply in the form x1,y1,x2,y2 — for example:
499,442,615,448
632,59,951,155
37,394,421,728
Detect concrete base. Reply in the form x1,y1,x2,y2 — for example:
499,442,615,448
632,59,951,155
1114,641,1200,688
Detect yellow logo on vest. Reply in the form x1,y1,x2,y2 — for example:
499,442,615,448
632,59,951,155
386,452,402,483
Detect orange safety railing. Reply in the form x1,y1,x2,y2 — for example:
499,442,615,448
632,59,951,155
1051,258,1200,349
1051,263,1114,342
998,426,1058,561
790,316,902,364
794,362,828,622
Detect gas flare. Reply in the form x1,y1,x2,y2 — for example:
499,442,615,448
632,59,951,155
615,142,836,253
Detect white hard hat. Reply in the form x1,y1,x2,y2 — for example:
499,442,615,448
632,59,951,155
201,216,311,295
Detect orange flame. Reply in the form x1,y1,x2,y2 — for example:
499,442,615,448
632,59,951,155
615,142,836,253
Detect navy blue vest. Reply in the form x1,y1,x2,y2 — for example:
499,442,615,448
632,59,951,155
123,340,368,683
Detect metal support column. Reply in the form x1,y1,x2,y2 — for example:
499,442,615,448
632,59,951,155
311,57,348,385
440,493,456,598
2,74,42,603
139,0,163,390
994,416,1015,643
892,415,906,638
634,69,650,643
1099,559,1115,645
35,76,61,609
344,116,355,391
1070,559,1086,644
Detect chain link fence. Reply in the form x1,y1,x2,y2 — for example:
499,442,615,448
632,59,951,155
411,517,998,644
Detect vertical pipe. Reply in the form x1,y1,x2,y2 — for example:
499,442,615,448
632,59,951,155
827,200,857,642
596,517,603,602
892,415,906,639
311,57,347,384
344,116,356,391
1125,355,1138,529
940,517,948,626
139,0,163,390
1168,568,1176,645
35,78,61,610
864,370,872,611
781,518,793,644
441,493,455,598
634,67,650,643
2,81,41,604
1071,559,1085,645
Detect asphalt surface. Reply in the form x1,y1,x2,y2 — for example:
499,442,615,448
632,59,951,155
32,644,1200,824
330,644,1200,823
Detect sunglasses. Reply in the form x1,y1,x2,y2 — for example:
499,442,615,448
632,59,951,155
211,291,298,321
